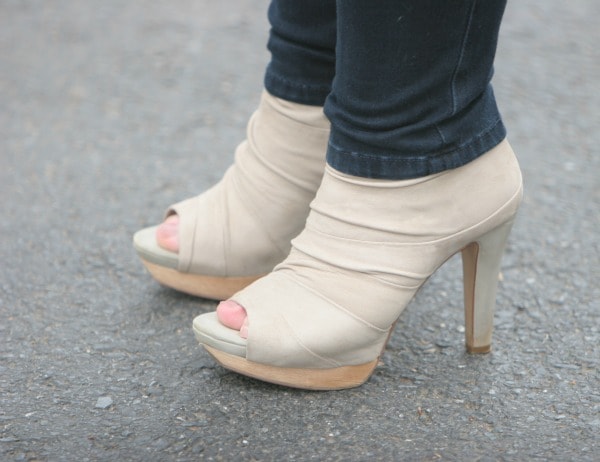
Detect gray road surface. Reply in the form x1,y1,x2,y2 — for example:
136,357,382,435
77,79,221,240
1,1,598,460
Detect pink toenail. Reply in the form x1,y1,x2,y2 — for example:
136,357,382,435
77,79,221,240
217,300,248,333
156,215,180,252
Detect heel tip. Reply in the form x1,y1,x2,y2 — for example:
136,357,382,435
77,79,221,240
466,345,491,354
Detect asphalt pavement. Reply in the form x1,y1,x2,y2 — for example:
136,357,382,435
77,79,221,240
1,1,598,460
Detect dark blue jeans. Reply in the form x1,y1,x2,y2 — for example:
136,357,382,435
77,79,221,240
264,0,508,180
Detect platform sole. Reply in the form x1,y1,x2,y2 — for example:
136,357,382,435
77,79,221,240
202,345,379,391
141,258,263,300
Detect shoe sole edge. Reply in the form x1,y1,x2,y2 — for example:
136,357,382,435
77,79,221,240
140,258,264,300
202,344,379,391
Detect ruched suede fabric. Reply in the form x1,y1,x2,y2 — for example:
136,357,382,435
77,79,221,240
167,91,330,277
196,140,523,368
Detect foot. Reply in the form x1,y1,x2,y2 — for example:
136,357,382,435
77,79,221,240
133,90,330,300
155,215,248,329
217,300,249,338
212,141,523,346
156,215,179,253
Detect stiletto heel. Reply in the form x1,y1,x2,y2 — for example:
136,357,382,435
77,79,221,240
462,219,515,354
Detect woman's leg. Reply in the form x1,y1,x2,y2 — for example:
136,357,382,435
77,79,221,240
325,0,507,180
210,0,523,389
219,0,511,330
264,0,336,105
156,0,337,252
136,1,336,299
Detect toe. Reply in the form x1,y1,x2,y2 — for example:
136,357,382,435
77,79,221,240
217,300,248,337
156,214,179,252
239,318,249,339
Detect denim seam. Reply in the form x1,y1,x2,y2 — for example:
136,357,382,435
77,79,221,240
328,117,503,163
266,72,331,93
450,0,477,115
435,124,447,144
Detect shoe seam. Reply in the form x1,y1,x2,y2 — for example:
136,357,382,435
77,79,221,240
306,183,522,248
229,167,291,258
279,271,389,334
279,314,343,368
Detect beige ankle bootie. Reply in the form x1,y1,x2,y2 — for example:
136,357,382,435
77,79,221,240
193,139,523,389
134,91,330,299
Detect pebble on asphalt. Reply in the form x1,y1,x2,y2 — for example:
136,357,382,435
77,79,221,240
95,396,113,409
